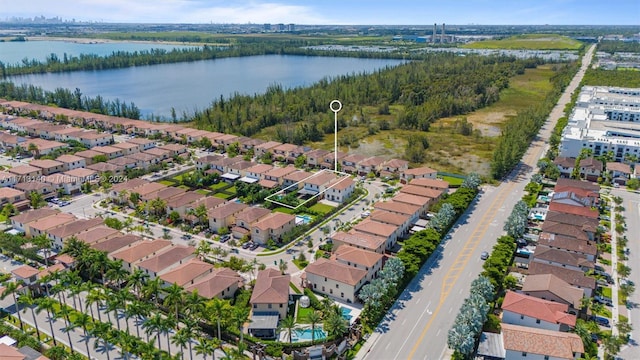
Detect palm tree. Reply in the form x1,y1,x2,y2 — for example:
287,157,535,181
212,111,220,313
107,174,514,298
162,314,177,357
207,298,230,341
277,316,298,344
18,289,41,339
149,197,167,217
32,234,53,267
142,276,163,306
143,313,165,351
127,300,152,339
185,289,205,320
28,142,39,158
70,312,93,359
86,287,106,323
196,240,212,261
29,191,44,209
126,269,149,298
163,283,186,324
194,337,217,360
56,305,75,354
231,307,250,343
62,236,90,258
278,259,288,274
88,321,112,360
306,310,323,344
172,327,190,360
105,291,123,332
1,281,24,330
118,290,135,336
105,260,129,289
228,341,247,360
324,311,348,338
46,345,69,360
35,297,58,346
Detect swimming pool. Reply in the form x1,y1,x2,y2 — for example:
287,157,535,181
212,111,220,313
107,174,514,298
295,214,312,225
341,307,353,321
293,328,327,341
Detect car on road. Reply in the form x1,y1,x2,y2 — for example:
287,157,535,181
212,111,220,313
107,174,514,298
230,248,239,254
219,235,230,243
58,201,70,207
181,234,192,240
480,251,489,260
249,243,259,251
242,242,252,249
444,234,452,240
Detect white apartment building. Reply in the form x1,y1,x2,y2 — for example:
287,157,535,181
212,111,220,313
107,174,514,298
560,86,640,161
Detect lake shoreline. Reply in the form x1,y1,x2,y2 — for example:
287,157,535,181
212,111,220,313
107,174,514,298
26,36,204,47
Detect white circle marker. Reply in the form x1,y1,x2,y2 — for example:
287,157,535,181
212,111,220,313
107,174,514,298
330,100,342,113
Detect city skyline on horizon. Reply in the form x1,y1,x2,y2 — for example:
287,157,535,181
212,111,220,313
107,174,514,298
3,0,639,26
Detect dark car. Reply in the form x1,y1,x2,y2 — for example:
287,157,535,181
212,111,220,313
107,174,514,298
594,296,613,307
242,242,252,249
591,316,611,327
249,243,259,251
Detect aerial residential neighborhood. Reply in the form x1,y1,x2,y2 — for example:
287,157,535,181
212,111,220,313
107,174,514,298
0,5,638,360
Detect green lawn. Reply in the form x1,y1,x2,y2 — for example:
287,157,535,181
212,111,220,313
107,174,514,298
210,182,229,191
440,175,464,186
292,259,308,270
273,207,295,214
296,306,314,323
462,34,583,50
309,203,335,215
213,192,233,200
177,185,190,190
225,186,237,195
601,287,612,298
195,189,211,195
158,180,176,186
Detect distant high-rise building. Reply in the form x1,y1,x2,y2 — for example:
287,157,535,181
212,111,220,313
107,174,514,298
277,23,285,32
441,23,446,43
263,23,271,31
287,23,295,32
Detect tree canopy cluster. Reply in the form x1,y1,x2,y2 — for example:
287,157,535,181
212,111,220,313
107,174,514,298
597,40,640,54
358,257,404,328
490,62,578,179
0,82,142,119
480,235,517,291
191,54,542,144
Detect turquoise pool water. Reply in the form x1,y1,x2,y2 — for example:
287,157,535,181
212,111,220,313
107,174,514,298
295,214,312,224
294,328,327,341
341,307,353,321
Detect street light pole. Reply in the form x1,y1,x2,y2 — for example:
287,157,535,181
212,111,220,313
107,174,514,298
330,100,342,171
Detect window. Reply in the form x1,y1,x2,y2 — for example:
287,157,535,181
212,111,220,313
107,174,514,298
522,352,527,357
253,304,257,309
520,315,524,320
536,319,541,324
330,289,333,294
268,304,272,309
544,356,549,360
336,284,339,289
279,304,283,308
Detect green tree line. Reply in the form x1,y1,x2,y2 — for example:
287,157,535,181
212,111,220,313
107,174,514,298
0,82,141,119
192,54,544,144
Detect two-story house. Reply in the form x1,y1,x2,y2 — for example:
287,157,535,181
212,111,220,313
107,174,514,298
304,258,367,303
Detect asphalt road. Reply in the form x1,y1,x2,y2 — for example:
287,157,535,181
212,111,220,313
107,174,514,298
613,189,640,359
356,44,596,360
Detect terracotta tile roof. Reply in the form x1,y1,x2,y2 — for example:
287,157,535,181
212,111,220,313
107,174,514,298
501,323,583,359
502,291,576,327
133,182,167,196
166,191,204,208
15,182,51,192
553,156,576,168
283,170,313,183
246,164,273,175
126,138,155,145
160,259,214,286
522,274,584,308
8,165,41,175
537,232,597,257
342,153,366,165
399,185,442,198
305,258,367,286
554,178,600,192
12,264,39,279
547,202,599,219
253,212,295,231
331,230,386,252
47,217,103,239
353,219,397,238
136,245,195,273
192,196,225,211
142,186,185,202
28,213,76,232
43,173,80,185
64,168,97,178
334,245,383,268
91,234,144,254
579,157,603,171
0,343,26,359
250,268,290,304
75,226,121,244
29,159,64,169
392,193,431,207
25,138,66,151
0,187,24,199
74,149,102,159
235,207,272,225
87,162,119,172
111,142,140,150
111,178,149,193
55,254,76,265
304,171,337,186
10,208,58,225
111,239,173,264
373,200,420,216
409,178,449,190
533,245,593,269
38,263,66,278
184,267,243,299
528,262,595,290
93,145,121,155
359,156,386,167
328,176,354,191
607,161,631,174
369,210,410,226
144,147,171,157
383,158,409,169
258,179,278,188
541,221,590,241
127,152,159,162
404,166,437,176
108,157,137,166
254,141,282,151
545,211,599,230
208,202,247,219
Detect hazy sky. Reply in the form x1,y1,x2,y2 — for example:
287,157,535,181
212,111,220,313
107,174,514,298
4,0,639,25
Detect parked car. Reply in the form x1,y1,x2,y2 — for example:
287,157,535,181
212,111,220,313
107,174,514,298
58,201,70,207
242,242,252,249
219,235,230,243
591,316,611,327
249,243,259,251
594,295,613,307
480,251,489,260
